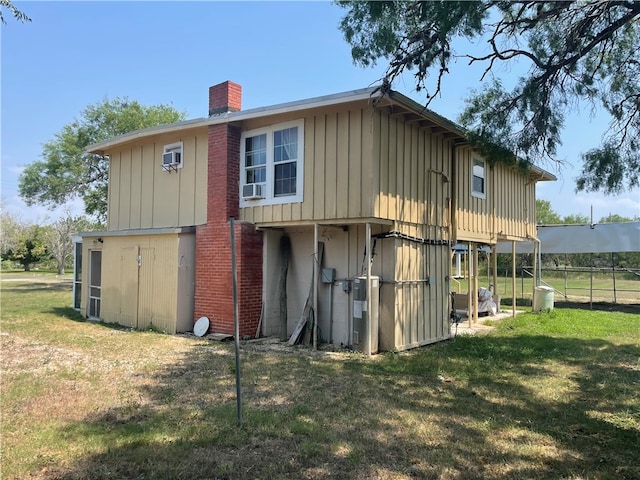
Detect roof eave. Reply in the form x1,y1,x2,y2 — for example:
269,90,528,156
87,87,381,154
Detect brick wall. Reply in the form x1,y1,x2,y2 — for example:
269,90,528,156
195,82,263,338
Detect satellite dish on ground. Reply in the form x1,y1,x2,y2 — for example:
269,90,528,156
194,316,210,337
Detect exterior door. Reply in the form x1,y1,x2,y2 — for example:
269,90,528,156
88,250,102,318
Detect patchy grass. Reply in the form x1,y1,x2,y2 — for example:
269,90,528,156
1,278,639,479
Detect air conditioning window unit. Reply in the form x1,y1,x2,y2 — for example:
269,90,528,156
242,183,265,200
163,151,181,166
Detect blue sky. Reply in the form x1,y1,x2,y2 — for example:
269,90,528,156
2,1,639,224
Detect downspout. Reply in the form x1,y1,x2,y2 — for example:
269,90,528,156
450,144,458,246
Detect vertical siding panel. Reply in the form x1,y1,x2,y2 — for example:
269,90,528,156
316,113,333,220
179,136,196,225
195,132,208,225
108,152,121,231
409,125,418,225
417,128,425,226
130,147,143,228
389,117,398,220
403,123,411,224
336,111,350,219
350,110,365,218
118,149,132,230
140,145,155,229
378,111,390,219
327,111,340,219
397,120,406,222
303,115,320,221
367,109,379,219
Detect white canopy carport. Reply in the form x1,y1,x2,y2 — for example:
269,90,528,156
496,222,640,254
495,222,639,308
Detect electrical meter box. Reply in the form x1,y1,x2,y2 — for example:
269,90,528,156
352,276,379,354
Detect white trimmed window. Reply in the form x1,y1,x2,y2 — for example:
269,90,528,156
471,158,486,199
162,141,183,171
240,120,304,205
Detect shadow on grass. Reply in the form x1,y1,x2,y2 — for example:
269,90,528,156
44,331,640,480
554,301,640,315
1,281,74,294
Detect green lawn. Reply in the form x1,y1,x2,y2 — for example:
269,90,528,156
1,276,639,479
451,273,639,304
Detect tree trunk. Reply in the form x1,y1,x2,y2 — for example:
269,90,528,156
279,235,291,341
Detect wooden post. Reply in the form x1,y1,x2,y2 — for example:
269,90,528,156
230,218,242,427
467,242,472,327
532,240,538,311
512,241,517,318
366,222,372,358
473,243,479,324
313,224,319,351
492,245,498,293
590,252,594,310
612,252,617,304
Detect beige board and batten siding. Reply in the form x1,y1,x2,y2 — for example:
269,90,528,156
372,108,453,350
240,103,376,225
455,146,537,243
107,128,209,231
242,103,453,351
82,232,194,334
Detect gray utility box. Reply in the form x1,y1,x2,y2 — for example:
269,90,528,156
352,276,379,355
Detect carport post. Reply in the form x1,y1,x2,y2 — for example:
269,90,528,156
512,241,517,318
230,217,243,428
313,223,319,351
474,244,480,324
366,222,372,359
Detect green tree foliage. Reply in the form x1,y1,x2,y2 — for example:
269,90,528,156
338,1,640,194
562,214,590,225
0,0,31,24
18,98,185,222
1,224,48,271
536,199,561,225
45,212,98,275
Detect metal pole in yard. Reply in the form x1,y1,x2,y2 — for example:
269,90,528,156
313,224,318,351
612,252,617,304
366,222,372,358
590,252,594,310
230,217,243,427
512,241,516,318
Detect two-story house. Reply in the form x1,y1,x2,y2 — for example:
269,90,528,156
76,81,554,352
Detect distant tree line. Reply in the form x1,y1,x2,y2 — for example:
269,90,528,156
0,207,100,273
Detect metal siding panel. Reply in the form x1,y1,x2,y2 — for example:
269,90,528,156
118,150,132,230
321,112,337,219
388,117,398,220
140,144,155,229
349,109,364,218
108,152,121,231
300,115,317,221
179,136,197,226
130,147,143,228
336,111,349,218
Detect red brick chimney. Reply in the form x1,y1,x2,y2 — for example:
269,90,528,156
209,81,242,116
195,81,263,338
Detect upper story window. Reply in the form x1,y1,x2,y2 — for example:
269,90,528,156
162,141,183,172
240,120,304,206
471,158,486,199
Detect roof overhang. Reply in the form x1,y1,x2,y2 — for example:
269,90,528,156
86,85,556,183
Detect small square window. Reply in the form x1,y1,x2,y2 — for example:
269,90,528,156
471,158,486,199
